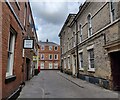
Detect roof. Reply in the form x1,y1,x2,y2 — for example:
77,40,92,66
69,1,89,27
38,41,59,46
58,14,76,37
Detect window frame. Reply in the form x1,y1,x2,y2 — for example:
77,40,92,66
41,54,44,60
79,24,82,43
68,56,70,69
87,48,95,72
41,62,44,69
87,14,92,37
49,63,53,69
41,45,44,50
49,46,52,50
64,58,66,69
6,28,16,77
54,63,58,69
49,54,52,60
54,46,58,51
79,52,84,70
24,3,27,27
15,0,20,10
54,54,58,60
110,1,115,22
73,32,75,47
29,14,32,24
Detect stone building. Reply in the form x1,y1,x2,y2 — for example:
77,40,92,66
59,1,120,90
0,1,38,99
38,39,60,70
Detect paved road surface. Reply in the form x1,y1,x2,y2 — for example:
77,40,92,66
18,70,119,99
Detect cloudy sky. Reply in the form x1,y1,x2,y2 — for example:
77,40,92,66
30,0,85,44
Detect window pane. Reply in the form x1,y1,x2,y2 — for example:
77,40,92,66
88,49,94,69
6,31,16,76
49,46,52,50
49,55,52,60
55,46,58,50
91,63,94,68
79,53,83,68
41,45,44,50
41,54,44,60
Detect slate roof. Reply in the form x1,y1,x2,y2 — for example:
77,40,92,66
38,41,59,46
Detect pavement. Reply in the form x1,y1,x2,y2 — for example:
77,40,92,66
58,71,119,98
17,70,119,99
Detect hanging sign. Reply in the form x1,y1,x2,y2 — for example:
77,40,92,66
23,39,34,49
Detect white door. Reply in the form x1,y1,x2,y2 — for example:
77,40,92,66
72,55,76,75
54,63,58,69
41,62,44,69
49,63,53,69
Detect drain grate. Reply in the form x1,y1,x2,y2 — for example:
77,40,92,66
45,92,50,95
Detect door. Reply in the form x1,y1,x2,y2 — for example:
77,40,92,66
26,58,30,80
110,51,120,90
72,55,76,75
41,62,44,69
49,63,53,69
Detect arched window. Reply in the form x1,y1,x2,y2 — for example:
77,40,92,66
87,14,92,37
73,32,75,47
110,0,115,22
79,24,82,43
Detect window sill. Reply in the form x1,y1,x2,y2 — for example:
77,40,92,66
88,68,95,72
5,75,16,84
79,68,84,71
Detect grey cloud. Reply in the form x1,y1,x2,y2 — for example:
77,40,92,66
37,21,61,44
31,2,68,25
30,2,82,44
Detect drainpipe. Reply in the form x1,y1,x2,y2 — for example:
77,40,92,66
60,37,63,72
75,20,79,78
36,47,39,73
103,33,106,45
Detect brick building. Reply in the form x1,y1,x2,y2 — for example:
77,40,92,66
59,1,120,90
1,1,38,99
38,39,60,70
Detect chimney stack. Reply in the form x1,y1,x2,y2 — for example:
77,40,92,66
46,39,48,42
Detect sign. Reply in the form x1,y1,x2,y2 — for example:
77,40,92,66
33,56,37,61
23,39,34,49
33,56,40,61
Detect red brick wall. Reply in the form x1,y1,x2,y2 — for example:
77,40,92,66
0,1,2,100
23,2,37,81
2,2,24,99
1,1,37,99
39,45,60,69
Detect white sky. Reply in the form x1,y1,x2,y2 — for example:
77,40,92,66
30,0,86,44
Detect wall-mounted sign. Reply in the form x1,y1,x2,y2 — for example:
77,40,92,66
33,56,37,61
23,39,34,49
33,56,40,61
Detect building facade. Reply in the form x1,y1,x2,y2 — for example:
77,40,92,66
38,39,60,70
59,1,120,90
1,1,38,99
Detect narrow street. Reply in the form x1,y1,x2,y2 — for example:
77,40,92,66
18,71,118,99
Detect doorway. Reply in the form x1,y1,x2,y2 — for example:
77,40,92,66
26,58,30,80
72,54,76,76
110,51,120,90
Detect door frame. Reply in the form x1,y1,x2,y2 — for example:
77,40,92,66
110,51,120,90
72,54,76,76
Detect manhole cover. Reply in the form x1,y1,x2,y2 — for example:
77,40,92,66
45,92,50,95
